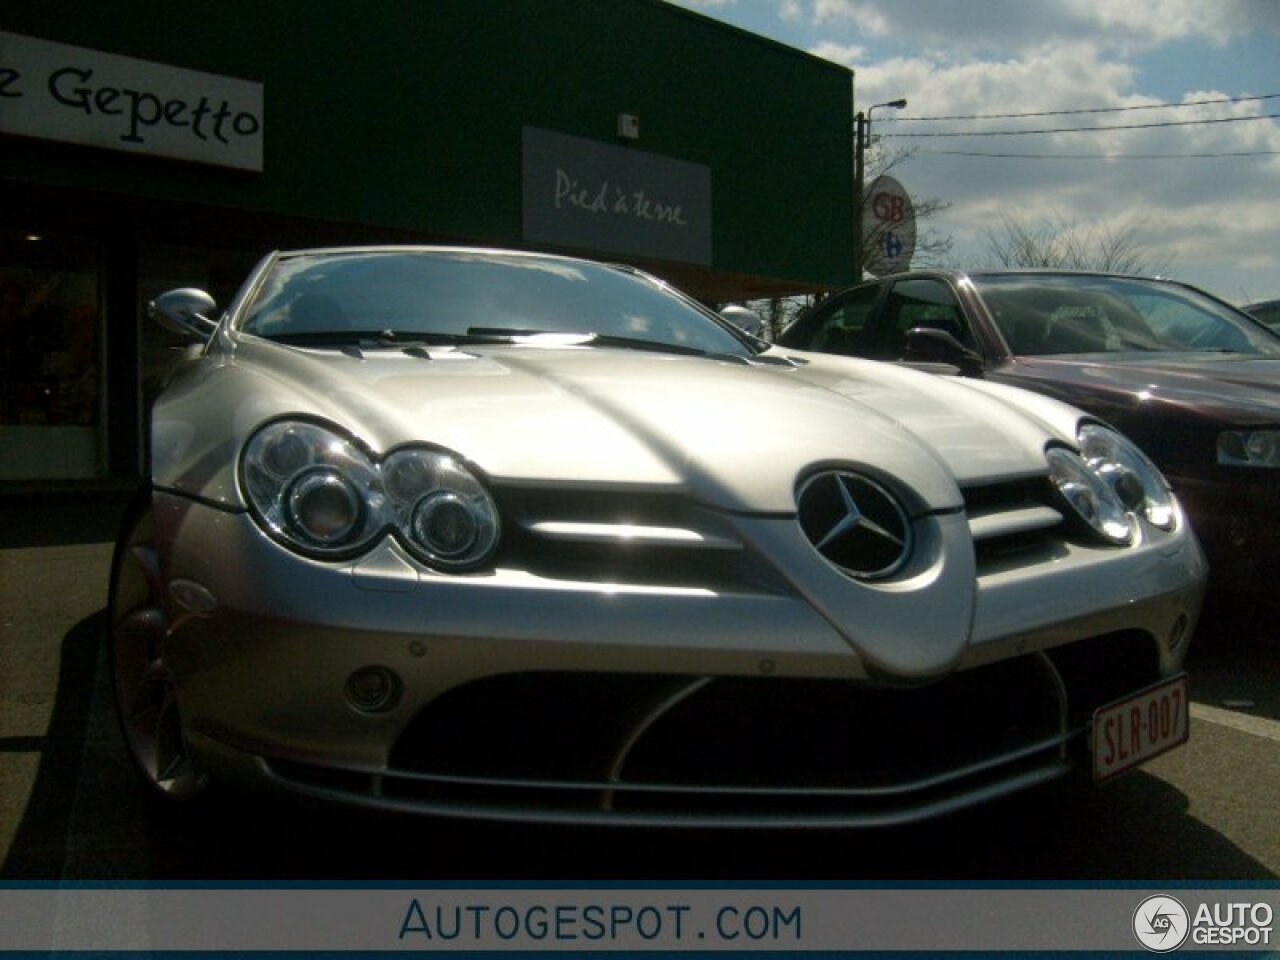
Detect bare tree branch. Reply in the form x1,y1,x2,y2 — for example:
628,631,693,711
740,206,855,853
982,212,1174,275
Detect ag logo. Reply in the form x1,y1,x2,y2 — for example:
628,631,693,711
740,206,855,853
1133,895,1190,952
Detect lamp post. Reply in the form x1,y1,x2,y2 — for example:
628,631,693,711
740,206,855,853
854,98,907,279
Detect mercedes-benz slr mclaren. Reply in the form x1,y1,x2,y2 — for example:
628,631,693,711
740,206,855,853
110,246,1207,827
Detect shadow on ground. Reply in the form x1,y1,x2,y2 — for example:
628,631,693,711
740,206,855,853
0,494,132,550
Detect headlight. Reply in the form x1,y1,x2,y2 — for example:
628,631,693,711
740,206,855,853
384,448,500,570
241,419,500,570
1218,429,1280,468
1047,448,1134,545
1078,423,1176,530
242,421,384,555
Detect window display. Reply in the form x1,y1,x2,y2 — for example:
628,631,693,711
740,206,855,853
0,232,101,478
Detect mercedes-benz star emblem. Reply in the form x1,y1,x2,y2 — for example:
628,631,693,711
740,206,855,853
797,471,912,580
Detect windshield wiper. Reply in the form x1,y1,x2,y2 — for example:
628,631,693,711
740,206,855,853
262,326,739,360
261,329,473,348
465,327,710,356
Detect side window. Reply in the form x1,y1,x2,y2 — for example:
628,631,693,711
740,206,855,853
878,278,973,358
801,284,881,355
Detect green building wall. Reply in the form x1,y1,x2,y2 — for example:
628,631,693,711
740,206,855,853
0,0,856,295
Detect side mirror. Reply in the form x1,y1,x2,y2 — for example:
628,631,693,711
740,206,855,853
904,327,985,375
148,288,220,340
720,305,766,338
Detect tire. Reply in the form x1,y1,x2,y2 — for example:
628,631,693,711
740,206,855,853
107,492,210,800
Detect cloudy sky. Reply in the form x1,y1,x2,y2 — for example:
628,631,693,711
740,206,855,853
672,0,1280,305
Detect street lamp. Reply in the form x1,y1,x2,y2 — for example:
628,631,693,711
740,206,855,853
854,98,907,278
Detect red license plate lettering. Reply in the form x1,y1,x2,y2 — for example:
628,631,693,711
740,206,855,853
1092,674,1189,783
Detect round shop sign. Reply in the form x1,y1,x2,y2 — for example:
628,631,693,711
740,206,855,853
862,175,916,277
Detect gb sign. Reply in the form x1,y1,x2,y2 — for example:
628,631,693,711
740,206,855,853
861,175,916,277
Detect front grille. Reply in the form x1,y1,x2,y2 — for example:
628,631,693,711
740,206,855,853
962,477,1066,570
491,475,1084,590
492,487,780,591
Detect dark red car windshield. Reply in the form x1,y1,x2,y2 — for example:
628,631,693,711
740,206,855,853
972,274,1280,357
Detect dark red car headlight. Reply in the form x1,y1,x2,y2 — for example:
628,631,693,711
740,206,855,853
1218,429,1280,469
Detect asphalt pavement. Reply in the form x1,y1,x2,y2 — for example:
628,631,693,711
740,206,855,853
1,494,129,873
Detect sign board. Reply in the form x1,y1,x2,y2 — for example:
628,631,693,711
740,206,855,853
862,174,915,277
523,126,712,266
0,31,264,172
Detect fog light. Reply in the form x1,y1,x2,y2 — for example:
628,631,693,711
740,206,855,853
345,666,402,713
1169,614,1189,652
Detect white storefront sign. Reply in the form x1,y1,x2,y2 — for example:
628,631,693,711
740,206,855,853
523,126,712,266
0,30,263,172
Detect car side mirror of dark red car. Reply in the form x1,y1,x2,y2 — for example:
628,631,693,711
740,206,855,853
904,326,985,376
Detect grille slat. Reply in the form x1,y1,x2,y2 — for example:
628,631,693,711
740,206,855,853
961,477,1066,569
525,520,741,551
968,503,1062,542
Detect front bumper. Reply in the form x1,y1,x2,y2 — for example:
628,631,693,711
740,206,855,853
153,488,1206,826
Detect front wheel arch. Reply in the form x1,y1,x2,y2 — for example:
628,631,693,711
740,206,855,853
107,490,210,801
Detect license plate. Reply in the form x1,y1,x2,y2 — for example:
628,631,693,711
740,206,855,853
1091,674,1189,783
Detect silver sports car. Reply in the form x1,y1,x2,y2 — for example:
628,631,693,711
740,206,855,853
111,246,1207,827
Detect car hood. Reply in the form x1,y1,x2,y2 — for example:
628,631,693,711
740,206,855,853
154,338,1076,513
1007,353,1280,423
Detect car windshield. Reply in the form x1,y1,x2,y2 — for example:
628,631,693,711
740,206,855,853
237,249,753,357
972,274,1280,358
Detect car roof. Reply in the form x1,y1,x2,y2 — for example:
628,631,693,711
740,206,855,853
866,267,1174,283
839,268,1231,304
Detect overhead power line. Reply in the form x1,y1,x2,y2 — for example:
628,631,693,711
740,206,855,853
882,93,1280,122
921,149,1280,159
888,113,1280,138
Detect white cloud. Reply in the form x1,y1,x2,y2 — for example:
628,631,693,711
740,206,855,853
1062,0,1280,48
668,0,1280,299
840,43,1140,115
792,0,1280,54
796,3,1280,299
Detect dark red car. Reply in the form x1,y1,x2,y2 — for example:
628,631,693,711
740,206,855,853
778,270,1280,604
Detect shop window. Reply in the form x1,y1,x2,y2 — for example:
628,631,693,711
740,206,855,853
0,232,102,479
